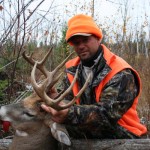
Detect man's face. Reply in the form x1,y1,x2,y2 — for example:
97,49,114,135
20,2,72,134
70,35,100,61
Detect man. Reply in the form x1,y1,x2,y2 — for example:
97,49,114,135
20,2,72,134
41,14,147,139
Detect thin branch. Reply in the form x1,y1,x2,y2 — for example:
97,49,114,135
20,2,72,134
0,0,36,44
0,0,4,4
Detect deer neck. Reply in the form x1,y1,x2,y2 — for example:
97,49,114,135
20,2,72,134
9,122,58,150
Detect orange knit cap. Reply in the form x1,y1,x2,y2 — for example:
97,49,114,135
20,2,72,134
66,14,103,42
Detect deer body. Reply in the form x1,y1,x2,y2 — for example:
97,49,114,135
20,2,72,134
0,48,91,150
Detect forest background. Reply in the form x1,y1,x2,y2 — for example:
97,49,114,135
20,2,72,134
0,0,150,130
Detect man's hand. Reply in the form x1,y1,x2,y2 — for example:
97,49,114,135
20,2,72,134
41,103,69,123
42,87,69,123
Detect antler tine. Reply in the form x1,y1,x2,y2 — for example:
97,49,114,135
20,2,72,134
51,69,79,103
52,73,91,110
22,51,35,66
52,51,75,75
30,60,59,98
31,62,46,97
42,68,79,107
43,51,75,91
38,47,53,66
22,48,53,77
46,73,63,92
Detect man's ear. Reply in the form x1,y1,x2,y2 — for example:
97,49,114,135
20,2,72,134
99,38,102,43
50,122,71,146
93,35,101,43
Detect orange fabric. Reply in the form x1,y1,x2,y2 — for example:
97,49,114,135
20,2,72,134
65,44,147,136
95,44,141,101
65,14,103,42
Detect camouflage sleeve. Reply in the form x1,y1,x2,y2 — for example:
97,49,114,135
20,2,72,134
64,69,138,129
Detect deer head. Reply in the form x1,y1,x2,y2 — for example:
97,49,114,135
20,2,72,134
0,48,91,150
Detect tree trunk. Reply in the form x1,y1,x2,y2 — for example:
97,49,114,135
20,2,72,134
1,139,150,150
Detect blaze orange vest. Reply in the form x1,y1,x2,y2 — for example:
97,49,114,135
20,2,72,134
65,44,147,136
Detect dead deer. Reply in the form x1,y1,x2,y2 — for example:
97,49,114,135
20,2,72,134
0,48,91,150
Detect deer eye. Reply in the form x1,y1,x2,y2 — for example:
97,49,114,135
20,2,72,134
23,111,35,117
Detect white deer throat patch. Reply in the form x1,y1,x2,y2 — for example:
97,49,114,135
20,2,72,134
16,130,28,137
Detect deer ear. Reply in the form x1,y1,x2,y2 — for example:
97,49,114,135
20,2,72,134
50,122,71,146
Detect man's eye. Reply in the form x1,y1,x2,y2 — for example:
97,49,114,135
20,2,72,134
83,38,88,43
72,41,79,46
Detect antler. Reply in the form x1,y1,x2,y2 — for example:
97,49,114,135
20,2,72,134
23,48,91,110
22,48,53,77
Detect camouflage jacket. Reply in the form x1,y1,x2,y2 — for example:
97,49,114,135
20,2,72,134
63,46,140,139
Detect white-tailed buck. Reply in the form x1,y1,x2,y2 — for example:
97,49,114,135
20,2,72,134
0,48,91,150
